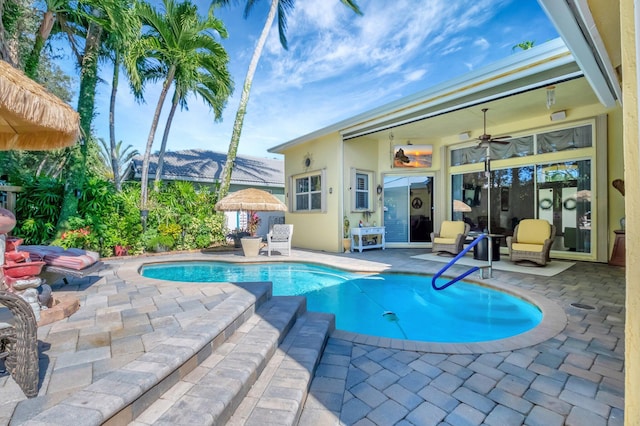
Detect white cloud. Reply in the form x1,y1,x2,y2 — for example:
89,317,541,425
82,0,557,159
473,38,490,50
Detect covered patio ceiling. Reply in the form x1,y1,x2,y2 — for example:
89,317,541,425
361,76,602,145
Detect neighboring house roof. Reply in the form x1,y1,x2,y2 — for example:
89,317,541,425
129,149,284,188
269,38,594,153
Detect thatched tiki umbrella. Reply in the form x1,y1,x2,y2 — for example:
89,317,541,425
215,188,287,256
0,60,80,150
0,60,80,398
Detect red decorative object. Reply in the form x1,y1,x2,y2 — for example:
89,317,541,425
5,251,30,263
2,261,46,278
6,238,24,251
114,245,129,256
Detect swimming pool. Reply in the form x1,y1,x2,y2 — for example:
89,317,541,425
140,261,542,343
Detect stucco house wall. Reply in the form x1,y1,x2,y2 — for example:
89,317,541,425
282,134,343,252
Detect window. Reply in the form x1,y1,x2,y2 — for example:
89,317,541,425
294,172,323,212
450,136,534,166
355,172,369,210
352,169,373,211
537,125,592,153
450,123,594,167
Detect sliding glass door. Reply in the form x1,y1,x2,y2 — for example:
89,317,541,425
383,175,434,243
451,160,592,253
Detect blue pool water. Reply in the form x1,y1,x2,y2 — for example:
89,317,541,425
141,262,542,343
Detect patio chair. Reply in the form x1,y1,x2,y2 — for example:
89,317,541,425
506,219,556,266
430,221,470,256
0,291,39,398
267,224,293,256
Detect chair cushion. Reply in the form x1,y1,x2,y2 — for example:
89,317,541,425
434,237,457,244
516,220,551,244
512,242,544,253
270,225,290,242
440,221,465,238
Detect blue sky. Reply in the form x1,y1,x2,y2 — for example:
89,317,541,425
60,0,559,159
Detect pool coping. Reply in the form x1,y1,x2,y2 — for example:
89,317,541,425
115,252,567,354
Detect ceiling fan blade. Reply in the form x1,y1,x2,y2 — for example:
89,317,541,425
475,109,511,146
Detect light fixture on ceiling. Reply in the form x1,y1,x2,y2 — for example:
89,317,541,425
458,131,471,141
406,140,413,145
546,85,556,109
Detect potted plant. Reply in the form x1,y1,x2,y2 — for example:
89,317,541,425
240,211,263,256
228,229,250,248
343,216,351,252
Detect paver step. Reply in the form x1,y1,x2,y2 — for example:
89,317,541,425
131,295,309,425
18,283,271,426
228,311,334,426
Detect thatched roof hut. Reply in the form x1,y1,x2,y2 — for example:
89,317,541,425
0,60,80,150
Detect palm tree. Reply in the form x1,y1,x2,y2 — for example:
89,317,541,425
0,0,20,66
210,0,362,199
98,138,139,188
23,0,75,79
153,44,233,189
104,7,141,191
56,0,138,233
129,0,230,212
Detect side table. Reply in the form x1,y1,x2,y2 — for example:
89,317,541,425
609,229,625,267
473,234,503,261
351,226,386,253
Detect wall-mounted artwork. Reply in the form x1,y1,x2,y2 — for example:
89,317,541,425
393,145,433,168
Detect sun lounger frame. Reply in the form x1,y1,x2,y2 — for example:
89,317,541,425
40,261,105,285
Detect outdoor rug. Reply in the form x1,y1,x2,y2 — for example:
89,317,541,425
411,252,575,277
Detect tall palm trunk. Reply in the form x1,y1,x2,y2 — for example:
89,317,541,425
24,10,55,79
154,90,179,191
216,0,278,199
109,51,122,190
0,0,18,66
56,21,102,234
139,65,176,211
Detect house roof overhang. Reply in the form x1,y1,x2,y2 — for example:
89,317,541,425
537,0,621,108
269,38,583,153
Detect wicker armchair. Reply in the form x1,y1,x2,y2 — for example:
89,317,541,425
0,291,39,398
430,221,470,256
506,219,556,266
267,224,294,256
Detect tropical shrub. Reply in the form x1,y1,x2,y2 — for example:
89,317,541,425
55,218,93,249
11,176,226,255
13,176,64,244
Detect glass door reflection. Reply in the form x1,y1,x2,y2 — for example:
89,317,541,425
383,175,433,243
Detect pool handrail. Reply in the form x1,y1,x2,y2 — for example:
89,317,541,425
432,234,488,291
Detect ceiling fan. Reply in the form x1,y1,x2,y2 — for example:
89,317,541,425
476,108,510,147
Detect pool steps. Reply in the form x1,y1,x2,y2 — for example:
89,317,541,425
20,281,334,426
135,295,333,425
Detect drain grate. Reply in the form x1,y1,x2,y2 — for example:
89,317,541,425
571,303,596,310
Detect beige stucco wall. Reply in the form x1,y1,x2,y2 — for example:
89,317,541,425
607,107,626,252
621,0,639,421
343,137,381,231
281,134,343,252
